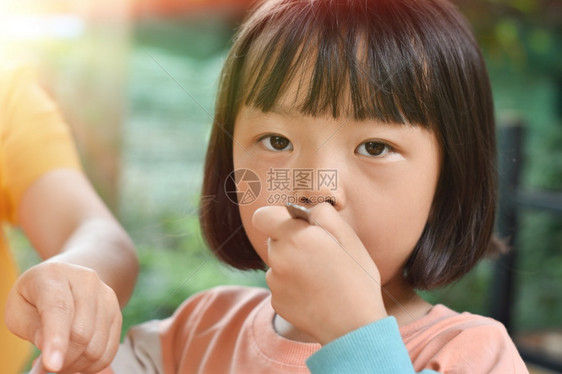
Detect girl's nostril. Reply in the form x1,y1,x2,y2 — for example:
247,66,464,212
299,196,311,204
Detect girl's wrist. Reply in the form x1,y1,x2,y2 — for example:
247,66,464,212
318,308,388,345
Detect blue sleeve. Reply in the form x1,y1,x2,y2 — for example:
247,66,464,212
306,317,440,374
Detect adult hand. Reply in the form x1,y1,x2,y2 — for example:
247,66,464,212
252,203,387,345
5,261,122,373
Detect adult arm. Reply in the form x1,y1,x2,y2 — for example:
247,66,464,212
5,169,138,373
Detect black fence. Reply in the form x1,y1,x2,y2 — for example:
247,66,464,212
491,120,562,372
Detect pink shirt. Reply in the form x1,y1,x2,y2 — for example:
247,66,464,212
107,286,527,373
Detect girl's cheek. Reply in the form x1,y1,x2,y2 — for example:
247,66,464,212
239,204,266,244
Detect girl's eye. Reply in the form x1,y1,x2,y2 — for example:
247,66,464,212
259,135,293,151
355,141,391,157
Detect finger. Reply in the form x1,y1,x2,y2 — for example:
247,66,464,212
84,311,123,373
251,205,289,264
65,324,108,373
36,283,74,372
253,205,311,265
307,203,359,245
57,271,108,373
308,203,380,282
252,205,310,239
65,288,120,373
252,205,291,239
4,288,42,344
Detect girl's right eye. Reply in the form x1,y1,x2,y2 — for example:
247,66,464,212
258,135,293,151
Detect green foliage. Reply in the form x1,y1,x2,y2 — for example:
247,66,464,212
455,0,561,75
420,260,495,316
121,210,265,334
133,16,234,59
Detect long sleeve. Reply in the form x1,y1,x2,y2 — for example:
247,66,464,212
307,317,439,374
307,313,528,374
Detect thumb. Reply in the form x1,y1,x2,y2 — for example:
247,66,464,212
252,205,293,266
4,285,42,344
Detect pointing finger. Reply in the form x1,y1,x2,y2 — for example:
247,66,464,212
36,282,74,372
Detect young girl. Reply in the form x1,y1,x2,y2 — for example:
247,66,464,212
109,0,528,372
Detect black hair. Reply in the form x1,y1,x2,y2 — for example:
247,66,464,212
200,0,500,289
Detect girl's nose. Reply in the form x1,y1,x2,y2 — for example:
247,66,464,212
287,149,346,210
293,169,344,210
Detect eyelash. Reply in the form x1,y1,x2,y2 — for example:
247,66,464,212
355,140,393,157
258,134,293,152
257,134,394,158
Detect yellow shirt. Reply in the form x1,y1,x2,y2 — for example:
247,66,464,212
0,65,81,373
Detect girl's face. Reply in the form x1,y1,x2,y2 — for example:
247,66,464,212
232,101,441,286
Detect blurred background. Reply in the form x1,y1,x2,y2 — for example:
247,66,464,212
1,0,560,372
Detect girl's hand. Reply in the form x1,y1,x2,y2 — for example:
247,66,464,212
5,261,122,374
252,203,388,345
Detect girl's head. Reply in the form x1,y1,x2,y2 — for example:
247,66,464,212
200,0,500,290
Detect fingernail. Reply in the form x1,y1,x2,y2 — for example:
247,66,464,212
46,350,63,371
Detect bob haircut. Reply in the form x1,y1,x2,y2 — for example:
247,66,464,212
200,0,501,290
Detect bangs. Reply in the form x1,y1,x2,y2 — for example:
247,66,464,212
238,0,435,127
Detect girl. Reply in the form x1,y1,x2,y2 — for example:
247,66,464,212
109,0,528,372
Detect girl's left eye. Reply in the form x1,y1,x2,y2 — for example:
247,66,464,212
355,141,391,157
259,135,293,151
